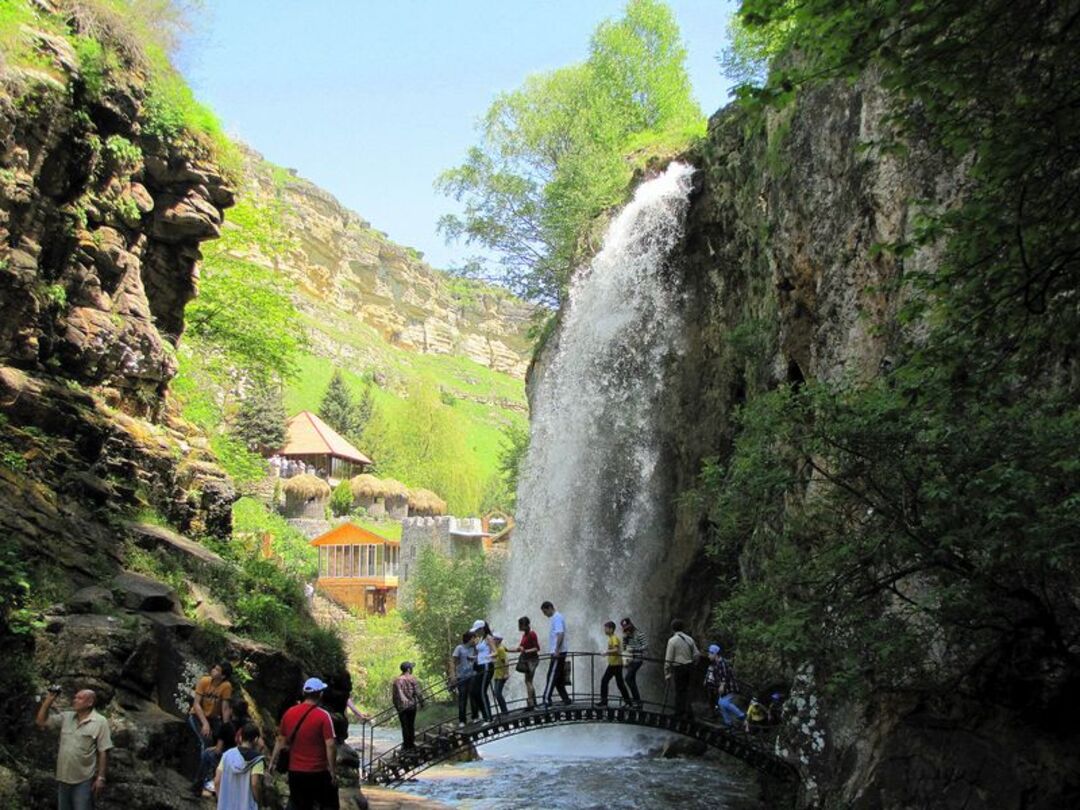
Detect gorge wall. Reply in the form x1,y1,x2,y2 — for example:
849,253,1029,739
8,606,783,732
662,74,1076,808
524,68,1077,807
0,9,347,807
235,145,535,379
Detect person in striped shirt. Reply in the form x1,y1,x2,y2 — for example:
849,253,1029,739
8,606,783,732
620,617,648,708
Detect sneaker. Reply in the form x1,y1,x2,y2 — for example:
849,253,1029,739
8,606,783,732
457,721,466,728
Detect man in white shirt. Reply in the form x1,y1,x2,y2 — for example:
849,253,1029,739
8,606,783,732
540,601,572,707
664,619,700,718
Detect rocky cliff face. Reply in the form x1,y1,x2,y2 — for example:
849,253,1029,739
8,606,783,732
0,14,346,808
658,74,1073,809
236,146,536,379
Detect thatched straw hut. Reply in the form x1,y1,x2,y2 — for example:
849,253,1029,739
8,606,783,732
380,478,411,519
408,488,448,517
282,473,331,519
349,474,390,517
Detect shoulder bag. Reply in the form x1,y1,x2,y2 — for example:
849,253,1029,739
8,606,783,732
275,704,318,774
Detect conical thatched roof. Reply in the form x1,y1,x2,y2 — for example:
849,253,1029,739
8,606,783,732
349,474,388,498
282,473,331,499
380,478,410,498
408,488,448,516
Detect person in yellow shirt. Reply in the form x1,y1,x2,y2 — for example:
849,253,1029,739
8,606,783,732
189,662,233,794
491,634,510,715
596,621,632,707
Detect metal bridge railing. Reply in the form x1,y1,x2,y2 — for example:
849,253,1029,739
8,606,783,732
359,650,782,779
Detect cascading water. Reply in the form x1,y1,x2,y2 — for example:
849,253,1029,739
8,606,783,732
495,161,696,659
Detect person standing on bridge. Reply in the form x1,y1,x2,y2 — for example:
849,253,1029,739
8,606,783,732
596,621,633,707
620,617,648,708
711,645,746,729
469,620,494,723
540,601,571,708
391,662,424,751
509,616,540,710
664,620,700,719
491,634,510,715
449,631,476,728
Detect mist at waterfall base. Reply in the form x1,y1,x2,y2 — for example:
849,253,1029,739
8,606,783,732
494,161,696,677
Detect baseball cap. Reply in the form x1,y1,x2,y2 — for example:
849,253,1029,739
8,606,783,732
470,619,486,633
302,677,328,693
492,632,503,641
619,618,633,629
708,644,721,655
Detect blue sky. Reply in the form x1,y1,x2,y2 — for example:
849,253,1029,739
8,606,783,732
181,1,737,271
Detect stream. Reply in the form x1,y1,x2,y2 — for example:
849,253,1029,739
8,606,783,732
354,724,766,809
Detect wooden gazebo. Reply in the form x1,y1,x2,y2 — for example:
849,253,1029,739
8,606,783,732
312,522,400,614
279,411,372,482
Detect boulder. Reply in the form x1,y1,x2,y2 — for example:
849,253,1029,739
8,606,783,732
111,571,181,613
67,585,115,614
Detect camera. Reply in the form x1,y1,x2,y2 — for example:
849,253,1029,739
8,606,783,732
47,684,62,694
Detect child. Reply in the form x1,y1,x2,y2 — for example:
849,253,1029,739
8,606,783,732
214,722,264,810
597,621,632,707
491,633,510,714
746,696,767,730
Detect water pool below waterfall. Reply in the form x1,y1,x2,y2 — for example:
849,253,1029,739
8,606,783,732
357,724,766,809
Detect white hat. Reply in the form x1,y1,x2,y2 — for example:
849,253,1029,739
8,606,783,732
470,619,486,633
302,677,328,693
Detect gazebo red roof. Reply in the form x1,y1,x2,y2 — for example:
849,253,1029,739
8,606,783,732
280,411,372,466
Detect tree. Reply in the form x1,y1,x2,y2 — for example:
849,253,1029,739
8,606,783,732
329,480,353,517
401,546,501,679
318,369,371,442
232,380,287,454
437,0,703,306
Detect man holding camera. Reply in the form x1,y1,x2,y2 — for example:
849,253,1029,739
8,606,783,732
35,685,113,810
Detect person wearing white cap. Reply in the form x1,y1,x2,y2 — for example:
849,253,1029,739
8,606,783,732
269,677,339,810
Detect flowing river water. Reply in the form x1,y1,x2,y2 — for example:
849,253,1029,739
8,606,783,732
356,725,767,809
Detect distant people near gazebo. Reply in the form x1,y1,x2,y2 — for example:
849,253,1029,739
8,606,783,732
282,474,331,519
407,488,447,518
275,411,372,483
379,478,411,520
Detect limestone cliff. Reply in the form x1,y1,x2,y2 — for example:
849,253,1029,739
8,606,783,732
235,145,535,379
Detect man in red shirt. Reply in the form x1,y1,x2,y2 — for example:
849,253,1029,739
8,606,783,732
270,677,338,810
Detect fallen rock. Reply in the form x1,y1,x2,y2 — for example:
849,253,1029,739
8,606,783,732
67,585,115,614
111,571,181,613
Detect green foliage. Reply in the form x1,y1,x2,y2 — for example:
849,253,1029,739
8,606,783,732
329,480,353,517
318,369,372,444
231,496,315,579
103,134,142,172
401,546,501,679
184,257,304,383
496,421,530,510
348,611,429,712
208,433,266,486
438,0,703,305
72,35,117,100
698,0,1080,708
362,380,484,514
41,283,67,310
233,381,287,454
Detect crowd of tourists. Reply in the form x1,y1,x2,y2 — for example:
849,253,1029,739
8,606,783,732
32,608,781,810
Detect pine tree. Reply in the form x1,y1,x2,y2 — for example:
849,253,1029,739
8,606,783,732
319,369,374,441
319,369,357,437
233,381,287,454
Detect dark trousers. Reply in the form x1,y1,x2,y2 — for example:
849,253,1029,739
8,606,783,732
543,653,571,705
599,664,631,704
398,707,417,749
469,664,491,721
625,659,643,704
672,664,693,717
287,769,339,810
492,677,509,714
456,675,472,723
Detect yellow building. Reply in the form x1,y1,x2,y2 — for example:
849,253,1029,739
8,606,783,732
312,523,400,614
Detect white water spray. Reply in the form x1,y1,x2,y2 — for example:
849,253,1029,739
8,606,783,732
496,162,696,657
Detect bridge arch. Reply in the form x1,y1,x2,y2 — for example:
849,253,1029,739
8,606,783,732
359,652,798,787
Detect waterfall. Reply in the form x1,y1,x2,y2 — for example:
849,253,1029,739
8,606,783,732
495,162,696,660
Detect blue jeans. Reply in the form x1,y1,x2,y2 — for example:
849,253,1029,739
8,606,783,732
58,779,93,810
718,693,746,726
188,714,217,783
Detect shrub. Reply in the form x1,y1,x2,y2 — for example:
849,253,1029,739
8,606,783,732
329,480,353,517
